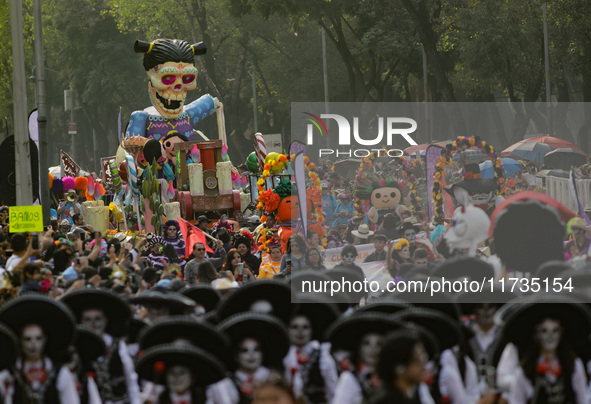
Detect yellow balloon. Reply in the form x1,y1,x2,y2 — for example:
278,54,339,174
264,152,285,174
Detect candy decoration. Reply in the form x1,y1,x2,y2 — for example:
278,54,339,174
221,144,229,161
166,181,175,200
190,144,200,164
87,176,95,197
126,155,140,197
246,152,259,173
119,161,128,183
109,161,122,193
254,132,267,173
63,176,75,191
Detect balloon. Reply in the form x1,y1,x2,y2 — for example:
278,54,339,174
119,161,128,182
246,152,259,173
265,152,284,174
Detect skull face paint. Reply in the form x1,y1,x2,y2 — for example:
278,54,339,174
535,318,561,353
148,62,198,120
237,338,263,372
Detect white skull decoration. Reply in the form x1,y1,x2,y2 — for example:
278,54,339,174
147,61,198,120
444,204,490,256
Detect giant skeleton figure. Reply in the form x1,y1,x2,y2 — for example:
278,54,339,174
126,39,220,142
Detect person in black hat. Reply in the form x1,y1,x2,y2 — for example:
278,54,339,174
283,297,340,404
328,312,404,404
131,289,195,325
137,316,233,403
66,325,105,404
0,295,79,403
136,344,227,404
181,284,222,318
502,296,590,404
218,312,290,404
147,236,169,272
60,288,140,404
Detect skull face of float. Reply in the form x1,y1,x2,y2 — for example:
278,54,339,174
148,61,198,120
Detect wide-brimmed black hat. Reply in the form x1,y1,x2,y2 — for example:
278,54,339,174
130,289,195,315
391,290,461,320
454,286,516,316
138,316,231,366
60,289,132,338
534,260,572,280
356,297,411,315
326,312,404,353
500,294,591,357
395,308,464,351
218,312,290,370
181,285,222,313
0,295,76,359
215,280,291,324
430,256,495,280
324,267,366,304
290,294,340,342
0,323,18,370
74,325,106,365
136,344,226,387
289,270,332,296
445,163,497,198
493,198,565,273
126,318,148,345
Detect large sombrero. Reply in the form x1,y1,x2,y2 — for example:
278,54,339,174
218,312,290,370
391,290,461,320
0,323,18,370
130,289,195,315
60,288,132,337
290,294,341,342
500,294,591,357
534,260,572,280
136,344,226,387
355,297,411,315
324,267,366,304
430,256,495,280
492,197,566,274
326,311,405,353
454,286,516,316
0,295,76,359
444,163,498,198
395,308,464,351
180,285,222,313
138,316,231,366
289,270,332,296
74,325,107,365
215,280,291,324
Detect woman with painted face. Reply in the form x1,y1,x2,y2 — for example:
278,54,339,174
386,239,412,277
332,245,364,280
284,298,340,404
218,312,291,404
146,236,169,272
136,344,227,404
328,312,404,404
0,295,80,404
162,220,186,259
60,288,141,404
502,296,590,404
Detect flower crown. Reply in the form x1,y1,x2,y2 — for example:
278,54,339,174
394,238,410,250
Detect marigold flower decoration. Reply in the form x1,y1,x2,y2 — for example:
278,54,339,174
433,136,506,224
257,153,288,218
304,158,327,247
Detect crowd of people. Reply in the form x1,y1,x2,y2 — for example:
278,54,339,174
0,149,590,404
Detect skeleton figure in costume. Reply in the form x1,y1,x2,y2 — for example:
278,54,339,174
60,289,140,404
501,297,590,404
217,312,290,404
0,295,80,404
126,39,220,142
